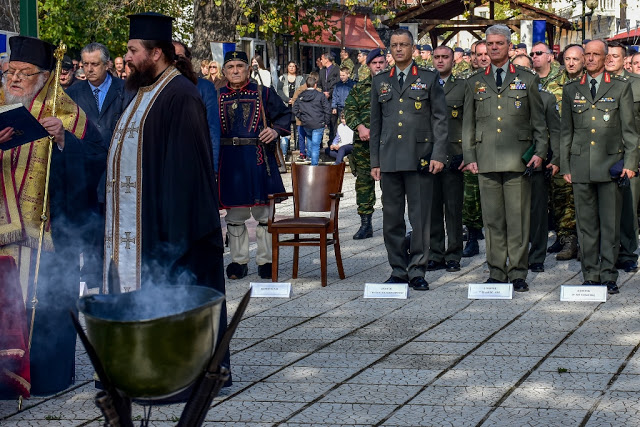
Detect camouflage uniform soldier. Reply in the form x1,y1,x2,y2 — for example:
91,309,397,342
544,45,584,259
344,48,387,239
420,45,433,67
453,47,472,77
356,50,370,82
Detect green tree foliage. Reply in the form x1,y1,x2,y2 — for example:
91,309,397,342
37,0,193,58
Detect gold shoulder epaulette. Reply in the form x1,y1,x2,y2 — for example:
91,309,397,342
514,64,537,75
612,74,628,82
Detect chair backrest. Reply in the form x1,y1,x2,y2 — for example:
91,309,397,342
291,162,345,213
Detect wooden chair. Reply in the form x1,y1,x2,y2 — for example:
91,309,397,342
268,162,346,287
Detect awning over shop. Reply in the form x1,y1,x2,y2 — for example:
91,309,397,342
608,29,640,41
300,11,385,50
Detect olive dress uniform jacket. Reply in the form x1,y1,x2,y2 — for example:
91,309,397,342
463,63,547,171
443,74,465,156
560,72,639,183
370,63,449,171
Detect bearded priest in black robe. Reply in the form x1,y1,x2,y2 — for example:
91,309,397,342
103,12,229,378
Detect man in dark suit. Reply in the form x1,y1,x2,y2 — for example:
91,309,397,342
318,51,340,141
462,25,548,292
560,39,639,294
428,45,466,273
370,28,449,290
66,42,131,289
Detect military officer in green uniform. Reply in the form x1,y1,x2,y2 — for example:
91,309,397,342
370,28,449,290
560,40,639,294
356,49,370,82
462,25,547,291
344,49,387,240
605,41,640,273
427,45,466,272
512,54,562,273
420,44,433,67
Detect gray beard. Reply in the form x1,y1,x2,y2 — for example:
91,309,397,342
2,73,47,107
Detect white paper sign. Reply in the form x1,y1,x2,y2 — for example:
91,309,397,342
250,282,292,298
468,283,513,299
560,285,607,302
364,283,408,299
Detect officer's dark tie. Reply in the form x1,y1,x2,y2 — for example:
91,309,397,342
496,68,503,88
398,71,405,88
439,78,445,86
590,78,597,100
93,88,100,112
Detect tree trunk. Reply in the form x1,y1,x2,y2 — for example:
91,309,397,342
191,0,241,64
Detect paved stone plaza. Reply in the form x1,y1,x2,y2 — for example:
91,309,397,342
1,172,640,426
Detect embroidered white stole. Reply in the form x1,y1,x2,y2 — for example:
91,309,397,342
103,67,180,293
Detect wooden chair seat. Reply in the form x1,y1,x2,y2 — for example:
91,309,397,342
268,162,346,287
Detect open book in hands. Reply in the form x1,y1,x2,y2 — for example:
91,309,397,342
0,103,50,150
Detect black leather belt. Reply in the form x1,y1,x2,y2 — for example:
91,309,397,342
220,137,259,146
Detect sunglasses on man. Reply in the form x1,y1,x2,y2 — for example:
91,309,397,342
530,51,550,57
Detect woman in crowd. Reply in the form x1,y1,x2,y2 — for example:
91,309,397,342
276,61,305,162
250,55,272,87
208,60,226,90
199,59,210,78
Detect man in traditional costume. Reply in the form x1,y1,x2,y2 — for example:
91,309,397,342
104,12,230,379
218,50,291,280
0,36,106,397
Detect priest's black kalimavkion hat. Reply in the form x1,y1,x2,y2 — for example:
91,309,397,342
9,36,54,71
128,12,174,42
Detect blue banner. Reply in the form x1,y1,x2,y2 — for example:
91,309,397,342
532,20,546,44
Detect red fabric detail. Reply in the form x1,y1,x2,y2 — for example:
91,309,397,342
604,72,611,83
411,65,418,76
509,63,516,73
389,67,395,77
0,256,30,398
580,74,587,85
484,66,491,75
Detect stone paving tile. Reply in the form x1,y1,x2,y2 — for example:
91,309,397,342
410,385,507,406
347,368,441,386
320,384,421,405
265,366,360,383
229,364,282,383
374,354,460,370
482,408,587,426
488,329,568,344
550,344,636,359
230,338,265,352
3,384,101,421
454,355,541,371
276,327,352,341
610,374,640,391
316,339,405,354
228,382,333,402
230,351,307,366
395,341,480,356
344,326,424,341
562,328,640,346
521,371,613,390
287,403,398,425
246,339,330,353
537,357,624,374
586,390,640,426
622,357,640,374
205,401,307,422
302,316,372,329
292,352,384,368
501,387,602,410
432,369,520,388
472,342,556,357
381,404,491,426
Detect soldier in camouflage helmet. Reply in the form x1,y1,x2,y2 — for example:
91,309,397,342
344,48,387,239
453,47,472,77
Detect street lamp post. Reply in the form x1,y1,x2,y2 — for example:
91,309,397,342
581,0,599,41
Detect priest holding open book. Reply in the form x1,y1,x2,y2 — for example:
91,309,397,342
0,36,105,398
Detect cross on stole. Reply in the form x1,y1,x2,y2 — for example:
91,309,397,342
121,176,136,194
121,232,136,250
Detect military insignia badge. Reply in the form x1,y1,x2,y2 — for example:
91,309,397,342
380,82,391,95
603,113,610,122
514,100,522,109
415,101,422,110
420,158,429,167
476,82,487,94
411,82,427,90
452,109,458,118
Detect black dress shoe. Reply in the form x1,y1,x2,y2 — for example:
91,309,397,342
226,262,248,279
258,263,272,279
445,260,461,272
615,260,638,272
485,278,506,283
547,236,563,253
409,276,429,291
426,260,446,271
603,281,620,295
385,275,408,284
529,263,544,272
512,279,529,292
581,280,600,286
